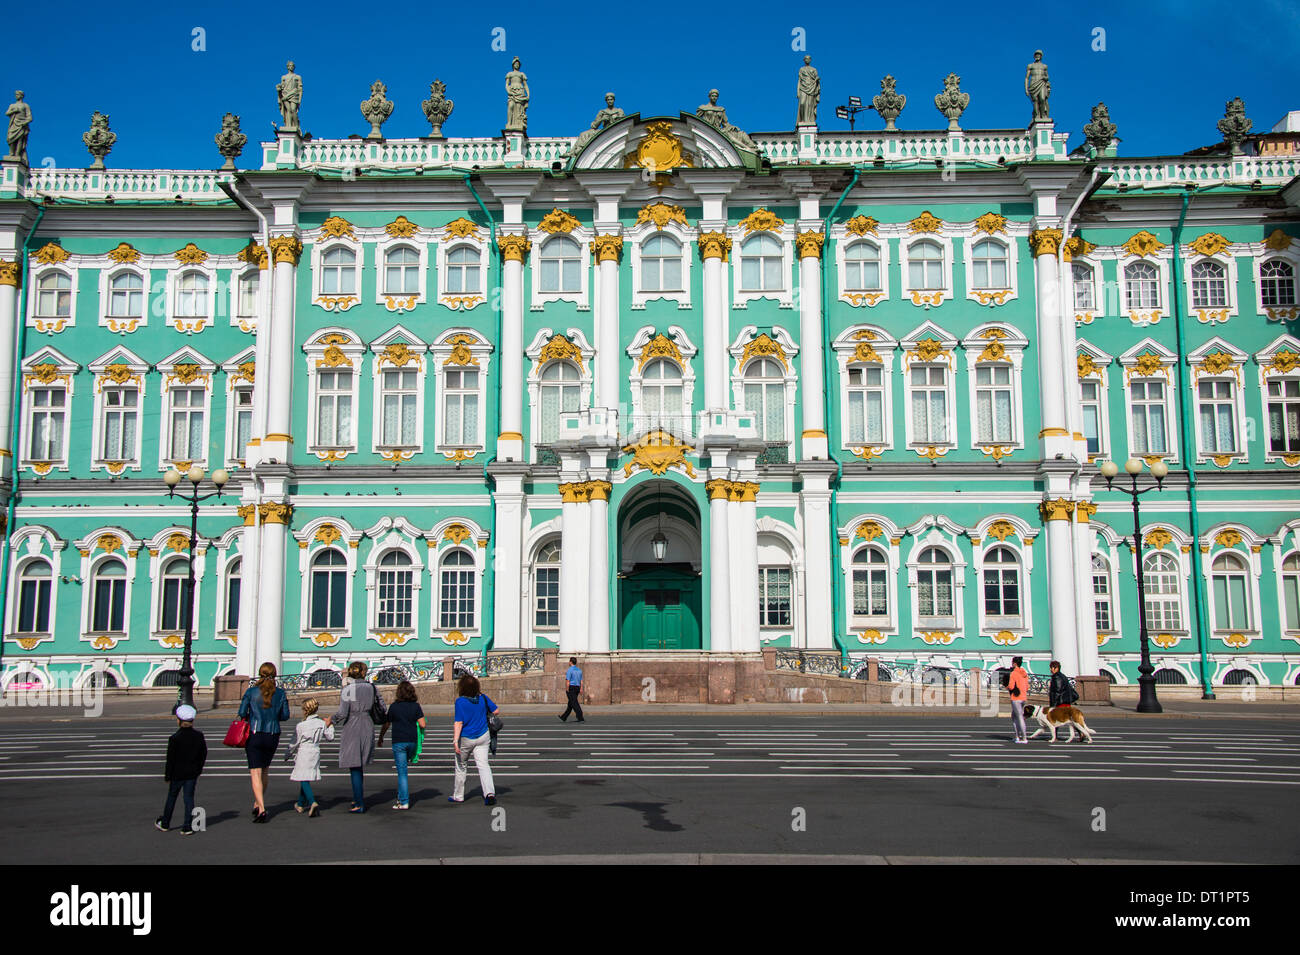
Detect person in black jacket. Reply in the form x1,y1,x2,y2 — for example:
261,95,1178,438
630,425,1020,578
155,704,207,834
1048,660,1077,710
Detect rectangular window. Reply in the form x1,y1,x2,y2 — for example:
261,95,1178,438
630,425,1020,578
310,570,347,630
232,386,253,460
1129,380,1168,454
534,567,559,629
380,369,418,447
169,387,206,461
975,365,1014,443
161,578,194,631
847,366,885,444
758,567,792,628
237,274,259,318
444,368,480,447
1284,574,1299,630
226,577,241,632
101,387,139,462
1093,568,1112,632
29,387,67,461
439,569,475,629
316,370,353,447
1267,378,1300,454
1073,266,1094,311
93,578,126,632
910,366,948,444
18,578,51,633
1081,380,1103,456
1198,379,1237,455
377,570,413,630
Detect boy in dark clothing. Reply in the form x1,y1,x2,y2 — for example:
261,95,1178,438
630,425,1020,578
155,704,207,834
1048,660,1077,710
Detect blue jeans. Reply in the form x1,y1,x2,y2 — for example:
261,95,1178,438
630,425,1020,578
161,778,196,830
297,782,316,807
350,768,365,809
392,741,416,805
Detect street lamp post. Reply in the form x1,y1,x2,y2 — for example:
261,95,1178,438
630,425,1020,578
164,465,229,710
1099,457,1169,713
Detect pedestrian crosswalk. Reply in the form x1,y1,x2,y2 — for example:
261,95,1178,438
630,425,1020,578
0,720,1296,785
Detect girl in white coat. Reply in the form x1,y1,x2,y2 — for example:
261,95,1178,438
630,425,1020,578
288,698,334,817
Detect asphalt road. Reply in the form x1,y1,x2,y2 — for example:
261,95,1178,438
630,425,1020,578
1,714,1296,864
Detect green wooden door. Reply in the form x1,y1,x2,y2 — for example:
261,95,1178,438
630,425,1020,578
619,569,701,649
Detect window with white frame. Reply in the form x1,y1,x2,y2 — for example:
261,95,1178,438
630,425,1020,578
983,546,1022,628
236,271,260,321
231,384,253,461
1081,379,1104,456
376,551,414,630
174,272,209,319
309,550,347,630
1191,261,1228,309
36,272,72,321
847,365,885,444
443,367,479,448
908,240,944,290
1129,379,1169,454
321,247,357,295
159,557,193,632
16,559,52,634
852,547,889,620
108,272,144,318
910,365,949,444
537,362,580,445
539,236,583,293
100,384,139,462
743,358,786,442
383,246,420,296
641,359,684,427
1091,553,1113,632
28,385,67,462
438,550,475,630
445,246,481,294
378,369,419,448
1125,262,1160,310
970,239,1009,289
1197,379,1238,455
168,386,206,462
641,234,683,292
740,234,783,291
844,241,882,291
224,557,241,633
916,547,955,625
1282,552,1300,631
316,370,354,447
533,541,560,630
1072,263,1095,311
1143,552,1182,630
90,559,127,632
1211,552,1251,631
974,365,1014,443
758,566,793,628
1260,259,1296,307
1267,377,1300,454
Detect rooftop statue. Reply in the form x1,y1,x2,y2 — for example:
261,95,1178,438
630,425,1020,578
569,92,625,156
214,112,248,170
873,75,906,131
1025,50,1050,123
504,57,529,133
360,80,394,140
1082,102,1118,154
796,56,819,126
1217,97,1252,155
82,110,115,170
6,90,31,164
696,88,758,152
277,60,302,132
422,79,454,138
933,73,970,131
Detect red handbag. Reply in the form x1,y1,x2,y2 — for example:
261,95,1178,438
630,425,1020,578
223,718,251,748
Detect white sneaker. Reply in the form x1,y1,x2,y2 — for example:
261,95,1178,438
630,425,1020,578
1014,738,1028,744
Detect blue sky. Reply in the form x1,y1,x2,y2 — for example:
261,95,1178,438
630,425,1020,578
4,0,1294,170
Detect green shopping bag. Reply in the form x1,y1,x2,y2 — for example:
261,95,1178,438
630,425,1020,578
411,724,425,765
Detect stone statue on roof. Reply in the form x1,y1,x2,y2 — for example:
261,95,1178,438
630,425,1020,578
504,57,529,133
277,61,302,132
569,92,626,156
6,90,31,164
797,56,819,126
696,89,758,152
1025,50,1050,123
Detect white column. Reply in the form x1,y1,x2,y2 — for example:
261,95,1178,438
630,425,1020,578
254,483,290,671
234,500,260,676
587,477,611,652
497,235,528,462
262,234,299,460
699,234,729,411
492,476,525,649
558,482,590,653
796,233,827,460
592,234,621,414
706,478,732,652
0,262,20,475
1073,500,1100,675
1030,227,1071,458
733,483,761,652
1041,499,1080,675
801,474,835,649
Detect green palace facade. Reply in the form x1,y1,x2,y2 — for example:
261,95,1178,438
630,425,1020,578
1,78,1299,694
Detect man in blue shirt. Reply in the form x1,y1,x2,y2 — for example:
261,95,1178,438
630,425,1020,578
559,657,585,723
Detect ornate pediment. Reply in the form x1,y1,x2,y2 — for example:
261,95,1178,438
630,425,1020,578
572,113,751,172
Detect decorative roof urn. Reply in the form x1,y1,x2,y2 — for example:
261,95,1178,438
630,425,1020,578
214,112,248,170
1216,97,1252,155
933,73,970,131
873,75,906,131
360,80,394,141
82,111,116,170
1083,102,1118,155
421,79,454,138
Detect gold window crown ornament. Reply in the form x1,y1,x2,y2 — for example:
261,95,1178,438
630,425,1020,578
908,211,943,234
538,208,581,234
105,242,140,264
442,217,481,240
638,333,683,371
385,215,419,238
1121,230,1166,258
1187,232,1231,258
741,333,789,371
378,342,418,368
844,215,879,237
635,203,689,230
318,216,356,241
1263,229,1293,252
535,333,584,372
1062,236,1097,262
738,209,785,234
973,212,1008,235
173,243,209,265
33,242,71,265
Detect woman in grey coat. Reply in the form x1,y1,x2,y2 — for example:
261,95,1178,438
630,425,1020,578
326,661,384,813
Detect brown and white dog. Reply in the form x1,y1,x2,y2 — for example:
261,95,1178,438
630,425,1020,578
1024,703,1096,743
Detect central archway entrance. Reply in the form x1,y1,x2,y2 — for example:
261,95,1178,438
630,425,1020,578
617,479,702,650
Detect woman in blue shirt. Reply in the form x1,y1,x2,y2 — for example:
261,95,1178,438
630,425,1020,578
237,661,291,823
450,673,499,806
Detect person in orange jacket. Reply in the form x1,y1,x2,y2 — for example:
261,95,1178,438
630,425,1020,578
1007,656,1029,743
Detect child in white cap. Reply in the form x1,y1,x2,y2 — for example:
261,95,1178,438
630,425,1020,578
156,703,207,834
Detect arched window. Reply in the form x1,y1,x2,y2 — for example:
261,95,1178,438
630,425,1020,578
377,551,413,630
224,558,241,632
321,247,357,295
236,271,260,319
1260,260,1296,307
1125,261,1160,310
538,362,581,445
844,241,881,291
445,246,480,293
1222,668,1257,686
16,559,52,634
539,236,582,293
743,358,786,442
384,246,419,295
908,240,943,290
159,557,193,632
175,272,209,317
916,547,954,623
108,272,144,317
439,550,475,630
1154,668,1188,685
309,550,347,630
1211,552,1251,631
852,547,889,619
1191,260,1227,309
1092,554,1113,632
1283,552,1300,631
1143,552,1182,630
1071,263,1095,311
641,234,682,291
36,272,72,319
740,234,783,291
983,546,1021,627
970,239,1009,289
533,541,561,630
91,559,127,632
641,358,684,427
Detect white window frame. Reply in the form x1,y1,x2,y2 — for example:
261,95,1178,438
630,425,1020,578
292,517,362,637
220,348,256,468
974,540,1033,636
1185,253,1238,325
532,538,562,632
848,543,894,633
833,229,890,308
729,325,799,447
1119,340,1180,463
900,235,954,307
905,529,966,634
1187,339,1249,465
86,553,132,637
229,265,264,333
1138,534,1190,637
901,323,958,452
1273,527,1300,638
98,265,150,333
374,234,429,312
1203,537,1260,638
527,327,594,462
1117,253,1170,326
20,347,78,474
626,325,696,442
6,527,66,646
1070,258,1104,325
530,221,592,311
26,265,78,334
145,529,205,644
167,266,217,334
311,239,362,311
1091,552,1117,635
427,517,488,642
831,325,897,453
156,349,216,471
368,329,429,458
362,524,425,644
435,237,487,311
1076,341,1114,461
963,236,1020,306
304,329,365,459
1256,334,1300,463
430,328,491,458
963,324,1027,453
630,219,694,310
1256,250,1300,321
730,218,795,310
437,548,479,632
